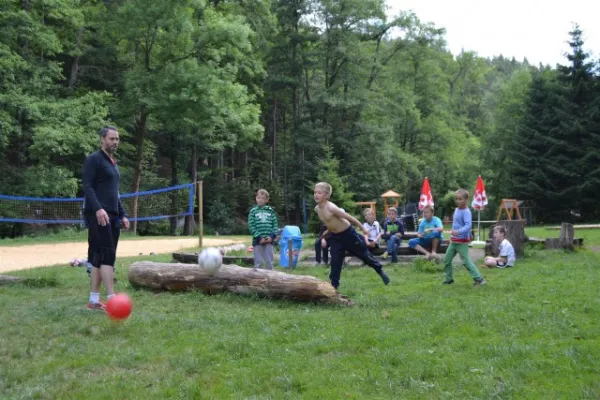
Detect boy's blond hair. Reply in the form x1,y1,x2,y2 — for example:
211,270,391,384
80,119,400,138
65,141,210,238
422,205,434,213
363,208,374,217
257,188,270,199
455,188,469,200
388,207,397,214
315,182,332,196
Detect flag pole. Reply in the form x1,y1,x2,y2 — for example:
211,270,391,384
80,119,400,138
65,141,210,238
472,208,486,245
477,209,481,242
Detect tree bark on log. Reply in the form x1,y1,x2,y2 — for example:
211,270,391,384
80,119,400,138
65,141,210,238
173,252,254,266
128,261,351,305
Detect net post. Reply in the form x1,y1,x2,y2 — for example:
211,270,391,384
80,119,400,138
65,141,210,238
197,181,203,248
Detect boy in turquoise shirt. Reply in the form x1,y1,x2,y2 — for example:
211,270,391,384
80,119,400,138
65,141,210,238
408,205,443,260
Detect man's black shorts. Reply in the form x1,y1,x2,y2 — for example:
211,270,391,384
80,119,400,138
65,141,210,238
86,213,121,268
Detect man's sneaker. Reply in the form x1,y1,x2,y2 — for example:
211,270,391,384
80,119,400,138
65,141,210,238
474,278,487,286
381,251,389,259
379,270,391,285
86,301,106,311
442,279,455,285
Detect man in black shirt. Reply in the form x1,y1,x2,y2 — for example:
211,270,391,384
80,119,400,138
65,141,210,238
83,126,130,310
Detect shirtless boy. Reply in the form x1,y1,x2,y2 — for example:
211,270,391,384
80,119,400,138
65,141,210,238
314,182,390,290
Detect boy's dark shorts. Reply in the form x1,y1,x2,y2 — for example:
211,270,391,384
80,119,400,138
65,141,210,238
85,213,121,268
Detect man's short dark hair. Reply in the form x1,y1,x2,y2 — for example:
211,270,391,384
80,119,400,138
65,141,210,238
99,126,118,137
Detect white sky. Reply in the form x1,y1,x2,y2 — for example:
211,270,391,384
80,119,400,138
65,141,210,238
386,0,600,67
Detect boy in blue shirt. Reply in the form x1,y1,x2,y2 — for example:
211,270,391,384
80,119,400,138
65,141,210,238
381,207,405,263
443,189,486,286
408,205,443,260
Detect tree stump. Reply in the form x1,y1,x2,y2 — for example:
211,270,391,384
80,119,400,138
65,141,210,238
128,261,353,305
545,222,576,251
559,222,575,251
486,220,526,258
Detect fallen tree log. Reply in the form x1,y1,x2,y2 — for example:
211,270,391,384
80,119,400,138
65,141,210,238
128,261,352,305
0,275,23,285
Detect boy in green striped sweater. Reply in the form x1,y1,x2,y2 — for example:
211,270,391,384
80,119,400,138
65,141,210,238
248,189,279,270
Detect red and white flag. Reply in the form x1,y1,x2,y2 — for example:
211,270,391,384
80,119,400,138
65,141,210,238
472,175,488,210
418,177,434,210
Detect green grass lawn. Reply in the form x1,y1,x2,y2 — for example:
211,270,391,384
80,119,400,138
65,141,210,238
2,244,600,399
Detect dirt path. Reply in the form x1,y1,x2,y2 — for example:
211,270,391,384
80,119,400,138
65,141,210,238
0,237,245,273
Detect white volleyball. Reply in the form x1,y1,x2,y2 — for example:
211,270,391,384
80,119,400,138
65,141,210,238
197,247,223,274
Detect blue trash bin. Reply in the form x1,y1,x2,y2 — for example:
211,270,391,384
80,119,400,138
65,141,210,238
279,225,303,268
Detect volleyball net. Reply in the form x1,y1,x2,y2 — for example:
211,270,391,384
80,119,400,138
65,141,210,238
0,183,195,224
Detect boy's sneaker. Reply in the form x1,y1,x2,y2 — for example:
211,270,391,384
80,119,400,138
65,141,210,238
86,301,106,311
312,262,321,267
381,251,389,259
442,279,455,285
474,278,487,286
379,270,391,285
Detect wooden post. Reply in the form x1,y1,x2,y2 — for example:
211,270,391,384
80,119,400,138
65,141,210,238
197,181,203,248
287,238,294,269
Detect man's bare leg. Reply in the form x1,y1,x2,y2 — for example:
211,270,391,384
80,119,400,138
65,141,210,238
87,267,104,309
100,265,115,297
91,267,102,293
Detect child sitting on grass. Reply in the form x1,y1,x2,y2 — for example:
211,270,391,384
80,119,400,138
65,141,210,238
483,225,516,268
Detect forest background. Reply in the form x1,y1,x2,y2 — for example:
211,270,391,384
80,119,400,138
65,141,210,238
1,0,599,236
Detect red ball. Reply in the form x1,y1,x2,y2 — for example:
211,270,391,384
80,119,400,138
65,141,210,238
106,293,133,321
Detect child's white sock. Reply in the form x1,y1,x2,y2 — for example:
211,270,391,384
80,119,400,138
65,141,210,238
90,292,100,304
107,293,116,300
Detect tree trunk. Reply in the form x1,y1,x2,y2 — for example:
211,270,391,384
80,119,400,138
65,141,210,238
130,109,148,234
128,261,351,305
20,0,30,58
271,98,277,181
68,27,84,89
183,141,197,236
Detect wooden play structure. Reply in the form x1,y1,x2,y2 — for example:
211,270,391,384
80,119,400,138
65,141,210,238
496,199,523,221
381,190,402,216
